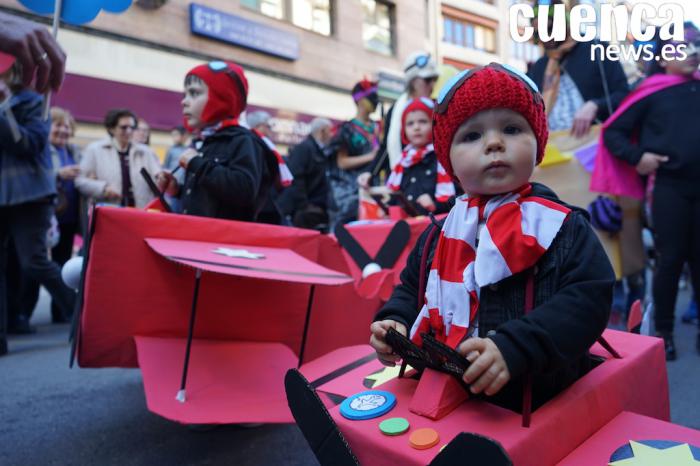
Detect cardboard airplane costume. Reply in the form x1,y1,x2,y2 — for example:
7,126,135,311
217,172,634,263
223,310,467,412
71,205,424,424
286,330,695,466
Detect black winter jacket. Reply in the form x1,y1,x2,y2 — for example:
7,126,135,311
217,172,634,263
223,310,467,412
276,134,329,215
389,149,453,216
375,183,614,411
181,125,277,221
603,80,700,193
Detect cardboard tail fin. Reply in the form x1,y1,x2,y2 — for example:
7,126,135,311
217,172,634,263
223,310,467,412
284,369,358,466
334,223,373,270
374,220,410,269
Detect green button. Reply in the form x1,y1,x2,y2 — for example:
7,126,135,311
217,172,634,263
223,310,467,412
379,417,410,436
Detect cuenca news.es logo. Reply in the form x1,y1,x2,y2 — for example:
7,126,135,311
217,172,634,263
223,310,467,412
509,3,689,62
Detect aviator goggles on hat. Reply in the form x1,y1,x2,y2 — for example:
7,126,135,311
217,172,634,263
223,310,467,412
435,63,542,115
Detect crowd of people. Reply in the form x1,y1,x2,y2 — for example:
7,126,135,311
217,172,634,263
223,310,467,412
0,1,698,390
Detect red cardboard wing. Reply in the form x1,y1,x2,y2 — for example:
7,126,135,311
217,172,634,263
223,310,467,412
145,238,351,286
135,336,297,424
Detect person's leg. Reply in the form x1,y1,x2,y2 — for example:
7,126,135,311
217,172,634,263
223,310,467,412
50,221,76,323
10,202,76,321
625,271,646,317
0,207,9,356
6,241,38,334
682,291,698,324
5,239,23,326
610,280,626,329
688,194,700,353
651,183,693,359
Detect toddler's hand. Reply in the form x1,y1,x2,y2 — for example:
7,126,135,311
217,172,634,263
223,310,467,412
370,320,407,367
457,337,510,396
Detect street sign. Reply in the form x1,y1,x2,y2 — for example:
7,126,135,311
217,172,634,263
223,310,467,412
189,3,300,61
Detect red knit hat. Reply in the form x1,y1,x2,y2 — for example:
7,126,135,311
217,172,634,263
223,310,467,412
186,61,249,125
433,63,548,181
401,97,434,145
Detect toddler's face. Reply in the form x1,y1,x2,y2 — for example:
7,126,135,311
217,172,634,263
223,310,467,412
449,108,537,196
182,80,209,129
404,110,431,148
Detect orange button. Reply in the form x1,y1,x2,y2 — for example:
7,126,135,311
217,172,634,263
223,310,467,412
409,427,440,450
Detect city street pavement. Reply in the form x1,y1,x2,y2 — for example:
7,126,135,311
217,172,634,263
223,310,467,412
1,289,698,466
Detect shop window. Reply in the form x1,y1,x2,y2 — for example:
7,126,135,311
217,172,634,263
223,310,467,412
242,0,333,36
362,0,395,56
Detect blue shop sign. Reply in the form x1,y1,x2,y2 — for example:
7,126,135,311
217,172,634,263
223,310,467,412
190,3,299,60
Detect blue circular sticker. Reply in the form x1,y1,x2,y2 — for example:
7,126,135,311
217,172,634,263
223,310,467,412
339,391,396,421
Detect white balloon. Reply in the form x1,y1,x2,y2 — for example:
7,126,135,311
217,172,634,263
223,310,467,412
361,262,382,279
61,257,84,290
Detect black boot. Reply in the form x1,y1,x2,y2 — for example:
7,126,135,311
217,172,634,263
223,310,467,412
696,333,700,355
51,303,70,324
658,333,677,361
8,315,36,335
0,338,7,357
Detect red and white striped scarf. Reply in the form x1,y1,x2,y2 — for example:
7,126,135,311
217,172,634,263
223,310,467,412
252,128,294,187
386,144,455,202
409,184,570,349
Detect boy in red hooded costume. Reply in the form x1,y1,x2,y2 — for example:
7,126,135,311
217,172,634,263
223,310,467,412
158,61,289,222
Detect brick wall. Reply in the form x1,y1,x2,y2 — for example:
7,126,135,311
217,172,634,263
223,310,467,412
1,0,430,90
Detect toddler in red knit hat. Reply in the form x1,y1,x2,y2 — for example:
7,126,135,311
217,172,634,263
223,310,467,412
371,63,614,412
157,60,289,222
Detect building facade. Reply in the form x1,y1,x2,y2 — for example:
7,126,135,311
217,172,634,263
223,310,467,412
434,0,542,70
0,0,434,154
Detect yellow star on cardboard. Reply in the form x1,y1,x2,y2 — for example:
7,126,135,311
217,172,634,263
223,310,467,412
364,365,412,388
609,441,700,466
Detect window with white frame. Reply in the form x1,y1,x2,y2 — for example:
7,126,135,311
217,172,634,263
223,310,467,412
241,0,332,36
362,0,394,56
442,16,496,53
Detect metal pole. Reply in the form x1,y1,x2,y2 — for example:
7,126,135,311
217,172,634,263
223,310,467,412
297,285,316,368
51,0,62,36
176,268,203,403
42,0,63,119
